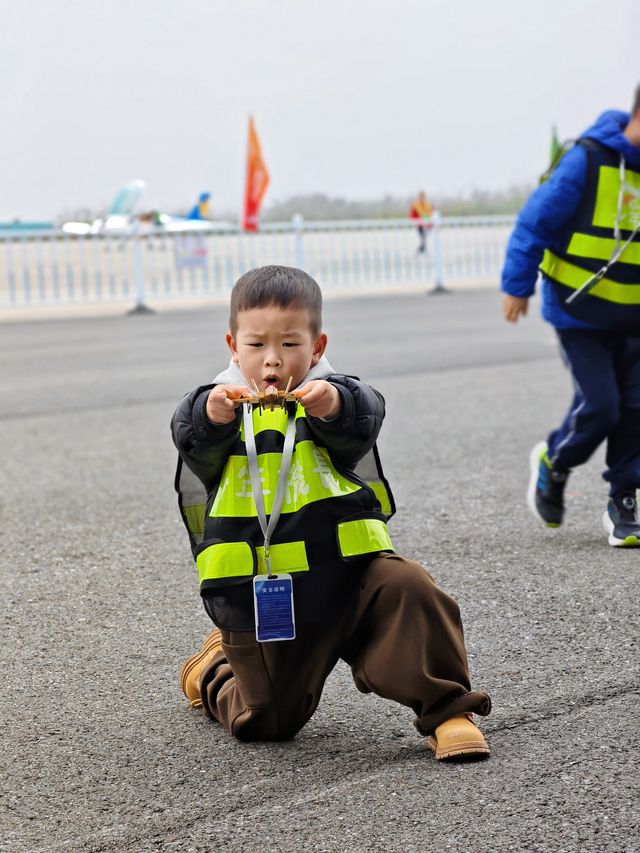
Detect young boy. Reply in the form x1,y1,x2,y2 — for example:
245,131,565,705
502,86,640,546
171,265,491,760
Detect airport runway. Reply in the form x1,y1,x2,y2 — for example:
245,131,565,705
1,289,639,852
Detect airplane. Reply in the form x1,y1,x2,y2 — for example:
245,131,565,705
62,184,232,236
138,192,231,233
62,179,147,235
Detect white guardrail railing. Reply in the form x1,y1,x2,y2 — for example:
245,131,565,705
0,213,515,313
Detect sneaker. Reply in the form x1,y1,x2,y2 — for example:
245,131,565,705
602,492,640,547
527,441,568,527
427,714,490,761
179,629,224,708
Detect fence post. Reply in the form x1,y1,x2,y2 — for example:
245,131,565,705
429,210,448,294
292,213,304,270
128,224,154,314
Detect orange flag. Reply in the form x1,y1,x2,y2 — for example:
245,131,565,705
242,117,270,232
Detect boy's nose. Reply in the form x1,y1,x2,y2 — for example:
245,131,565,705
264,352,282,367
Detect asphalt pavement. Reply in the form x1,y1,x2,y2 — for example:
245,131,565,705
1,288,638,852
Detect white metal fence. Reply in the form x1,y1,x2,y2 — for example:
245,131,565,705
0,213,515,313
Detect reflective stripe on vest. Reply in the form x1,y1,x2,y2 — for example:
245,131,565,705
211,440,362,518
337,518,393,558
196,540,310,583
592,165,640,232
197,523,391,583
256,541,308,574
567,232,640,265
196,541,253,581
540,250,640,305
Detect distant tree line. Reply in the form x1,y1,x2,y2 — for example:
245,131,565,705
262,185,532,221
56,184,532,226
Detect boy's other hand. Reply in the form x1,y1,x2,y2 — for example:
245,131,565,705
294,381,342,420
503,294,529,323
206,385,247,424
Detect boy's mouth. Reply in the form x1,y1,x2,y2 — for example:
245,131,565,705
262,375,280,389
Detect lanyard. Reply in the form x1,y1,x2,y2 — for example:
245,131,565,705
243,403,297,578
614,156,626,244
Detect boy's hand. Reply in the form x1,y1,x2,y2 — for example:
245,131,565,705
206,385,248,424
294,380,342,420
503,294,529,323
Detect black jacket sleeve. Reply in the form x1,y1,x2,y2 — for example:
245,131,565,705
305,374,385,469
171,384,242,491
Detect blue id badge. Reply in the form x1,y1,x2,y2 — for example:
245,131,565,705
253,573,296,642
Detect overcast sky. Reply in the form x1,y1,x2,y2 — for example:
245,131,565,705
0,0,637,221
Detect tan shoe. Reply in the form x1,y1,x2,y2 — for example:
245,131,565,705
179,629,223,708
428,713,490,761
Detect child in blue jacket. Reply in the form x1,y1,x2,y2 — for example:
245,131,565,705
501,86,640,546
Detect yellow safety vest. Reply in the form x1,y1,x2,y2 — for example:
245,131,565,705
539,142,640,330
176,401,395,630
413,200,433,218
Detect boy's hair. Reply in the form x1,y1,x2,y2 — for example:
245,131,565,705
633,83,640,116
229,266,322,336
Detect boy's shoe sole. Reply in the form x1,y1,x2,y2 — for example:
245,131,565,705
427,714,490,762
427,736,491,761
527,441,560,528
179,629,224,708
602,511,640,548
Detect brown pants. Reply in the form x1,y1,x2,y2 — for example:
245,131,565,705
199,553,491,741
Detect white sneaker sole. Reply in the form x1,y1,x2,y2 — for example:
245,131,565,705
527,441,559,528
602,510,640,547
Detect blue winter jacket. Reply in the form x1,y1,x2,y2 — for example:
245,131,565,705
501,110,640,329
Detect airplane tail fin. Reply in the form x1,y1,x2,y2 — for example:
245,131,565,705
109,180,146,216
187,192,211,220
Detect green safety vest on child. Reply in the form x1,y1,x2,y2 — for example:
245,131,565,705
175,395,395,631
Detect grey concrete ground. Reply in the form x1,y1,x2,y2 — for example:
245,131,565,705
1,289,639,853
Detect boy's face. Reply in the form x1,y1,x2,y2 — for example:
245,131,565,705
227,304,327,390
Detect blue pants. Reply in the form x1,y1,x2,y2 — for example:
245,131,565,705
548,329,640,494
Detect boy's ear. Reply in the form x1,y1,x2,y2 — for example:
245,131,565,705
310,333,328,366
226,332,239,364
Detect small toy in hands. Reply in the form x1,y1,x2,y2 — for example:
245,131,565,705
236,377,298,412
